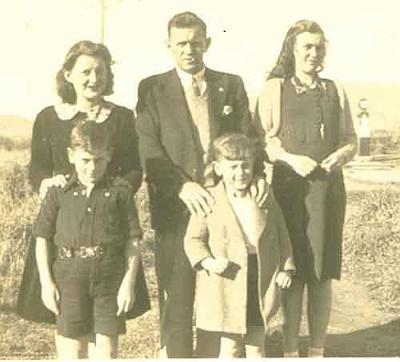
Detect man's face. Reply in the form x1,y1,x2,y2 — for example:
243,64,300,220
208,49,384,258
168,26,211,74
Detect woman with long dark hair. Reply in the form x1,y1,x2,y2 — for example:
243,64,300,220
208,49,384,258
256,20,357,357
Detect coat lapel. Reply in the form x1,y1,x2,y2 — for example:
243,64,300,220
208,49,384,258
205,69,227,140
213,182,245,245
161,70,198,141
213,182,271,249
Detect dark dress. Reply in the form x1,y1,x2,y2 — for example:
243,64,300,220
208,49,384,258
29,105,142,192
271,78,346,281
17,104,150,324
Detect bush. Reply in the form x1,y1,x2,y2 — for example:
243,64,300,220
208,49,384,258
343,187,400,312
0,162,38,308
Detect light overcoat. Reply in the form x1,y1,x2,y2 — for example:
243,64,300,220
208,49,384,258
184,182,295,335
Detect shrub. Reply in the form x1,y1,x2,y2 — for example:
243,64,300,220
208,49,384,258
0,162,38,308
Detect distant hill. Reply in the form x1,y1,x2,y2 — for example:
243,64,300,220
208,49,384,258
248,82,400,131
0,115,32,139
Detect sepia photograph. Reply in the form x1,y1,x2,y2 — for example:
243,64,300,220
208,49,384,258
0,0,399,358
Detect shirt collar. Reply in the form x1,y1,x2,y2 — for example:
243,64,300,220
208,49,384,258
290,76,327,95
63,172,111,192
54,101,116,123
175,67,206,87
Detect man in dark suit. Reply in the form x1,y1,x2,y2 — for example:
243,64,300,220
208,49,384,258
136,11,266,358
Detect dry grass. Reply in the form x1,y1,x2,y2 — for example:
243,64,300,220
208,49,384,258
343,187,400,312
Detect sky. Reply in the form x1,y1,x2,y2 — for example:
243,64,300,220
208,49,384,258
1,0,400,119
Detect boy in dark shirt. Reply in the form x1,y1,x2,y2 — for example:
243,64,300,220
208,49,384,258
34,122,142,358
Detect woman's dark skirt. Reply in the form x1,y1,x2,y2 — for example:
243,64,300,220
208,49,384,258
272,165,346,281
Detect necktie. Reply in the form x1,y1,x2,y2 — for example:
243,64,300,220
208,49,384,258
192,77,201,97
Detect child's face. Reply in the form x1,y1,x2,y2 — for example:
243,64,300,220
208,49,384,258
214,156,254,193
68,147,110,187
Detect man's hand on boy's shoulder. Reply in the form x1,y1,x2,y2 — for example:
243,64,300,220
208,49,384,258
201,257,229,275
249,176,271,208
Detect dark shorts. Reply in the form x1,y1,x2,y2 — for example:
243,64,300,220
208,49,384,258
246,254,264,327
53,255,126,338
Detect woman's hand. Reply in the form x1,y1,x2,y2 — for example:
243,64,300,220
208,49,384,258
201,257,229,275
39,174,68,199
117,275,136,316
282,153,318,177
320,152,345,173
275,270,293,289
41,280,60,315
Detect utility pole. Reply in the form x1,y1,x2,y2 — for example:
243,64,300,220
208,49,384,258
99,0,106,43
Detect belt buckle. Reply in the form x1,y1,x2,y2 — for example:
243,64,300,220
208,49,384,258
78,246,104,259
59,247,73,259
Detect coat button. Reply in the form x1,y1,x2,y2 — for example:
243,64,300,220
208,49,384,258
73,191,78,196
87,207,93,213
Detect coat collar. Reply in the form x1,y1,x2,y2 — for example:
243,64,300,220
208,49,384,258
211,181,268,246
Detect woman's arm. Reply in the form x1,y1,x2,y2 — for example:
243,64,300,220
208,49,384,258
257,79,318,177
321,83,357,172
29,110,54,192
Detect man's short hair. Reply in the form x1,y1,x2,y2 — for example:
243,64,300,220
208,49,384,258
168,12,207,36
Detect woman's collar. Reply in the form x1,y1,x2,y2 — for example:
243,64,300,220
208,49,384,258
290,76,327,95
54,101,116,123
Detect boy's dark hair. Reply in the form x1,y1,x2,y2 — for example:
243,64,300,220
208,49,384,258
204,133,257,187
70,122,110,152
168,11,207,36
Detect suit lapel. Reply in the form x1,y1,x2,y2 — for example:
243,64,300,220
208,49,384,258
161,70,197,140
205,69,227,140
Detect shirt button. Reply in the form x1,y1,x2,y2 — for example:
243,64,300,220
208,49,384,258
73,191,78,196
104,191,110,197
87,207,93,213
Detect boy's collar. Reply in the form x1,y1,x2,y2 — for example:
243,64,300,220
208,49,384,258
63,172,111,192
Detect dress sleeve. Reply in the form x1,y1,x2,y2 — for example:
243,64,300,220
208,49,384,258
120,188,143,242
256,78,288,163
116,108,143,193
29,110,54,192
33,187,59,240
332,82,358,164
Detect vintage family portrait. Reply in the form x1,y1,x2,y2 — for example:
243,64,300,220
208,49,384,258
0,0,399,359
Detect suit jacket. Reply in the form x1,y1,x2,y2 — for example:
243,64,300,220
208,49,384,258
184,182,295,334
136,68,257,231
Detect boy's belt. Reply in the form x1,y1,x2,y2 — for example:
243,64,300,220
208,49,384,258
57,245,123,259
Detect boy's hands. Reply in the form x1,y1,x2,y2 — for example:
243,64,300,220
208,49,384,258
201,257,229,274
275,270,293,289
117,275,136,316
41,280,60,315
